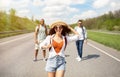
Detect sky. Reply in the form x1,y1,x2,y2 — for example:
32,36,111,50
0,0,120,24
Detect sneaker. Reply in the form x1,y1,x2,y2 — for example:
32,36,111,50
76,56,80,60
76,57,79,60
33,58,37,62
77,58,82,61
43,58,47,61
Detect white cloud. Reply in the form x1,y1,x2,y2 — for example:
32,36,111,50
93,0,110,8
0,0,11,7
42,5,78,16
68,10,98,24
32,0,85,24
81,10,97,18
16,9,30,18
32,0,44,6
110,2,120,11
11,0,30,9
95,1,120,15
72,10,97,20
0,0,30,9
69,0,86,5
110,2,116,8
45,0,67,6
34,0,80,24
0,0,11,10
50,0,86,6
32,0,86,7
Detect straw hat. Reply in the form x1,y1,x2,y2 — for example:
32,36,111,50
50,21,68,28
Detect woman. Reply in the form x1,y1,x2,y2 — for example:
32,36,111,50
40,21,79,77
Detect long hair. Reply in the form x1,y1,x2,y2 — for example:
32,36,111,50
49,25,71,36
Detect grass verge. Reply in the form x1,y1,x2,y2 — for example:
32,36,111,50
88,30,120,51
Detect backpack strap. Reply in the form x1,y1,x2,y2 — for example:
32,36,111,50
64,36,67,50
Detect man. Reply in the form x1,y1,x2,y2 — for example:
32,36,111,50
74,20,87,61
34,19,47,61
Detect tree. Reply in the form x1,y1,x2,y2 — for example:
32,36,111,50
9,8,16,16
114,10,120,18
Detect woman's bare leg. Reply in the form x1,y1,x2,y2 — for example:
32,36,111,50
48,72,55,77
56,70,65,77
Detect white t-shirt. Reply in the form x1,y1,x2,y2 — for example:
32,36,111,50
35,25,46,42
74,26,87,40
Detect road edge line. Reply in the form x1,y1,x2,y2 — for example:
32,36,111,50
0,34,31,45
88,43,120,62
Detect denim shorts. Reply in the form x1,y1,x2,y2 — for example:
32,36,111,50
45,55,66,72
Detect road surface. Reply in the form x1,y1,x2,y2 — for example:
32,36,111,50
0,33,120,77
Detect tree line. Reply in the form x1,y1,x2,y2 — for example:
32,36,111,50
71,9,120,31
1,9,120,32
0,8,36,32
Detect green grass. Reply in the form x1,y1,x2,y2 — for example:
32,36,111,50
88,30,120,51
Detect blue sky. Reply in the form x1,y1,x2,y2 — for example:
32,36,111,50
0,0,120,24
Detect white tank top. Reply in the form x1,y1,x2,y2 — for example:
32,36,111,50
36,25,46,41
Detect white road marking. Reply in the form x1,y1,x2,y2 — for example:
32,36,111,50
0,35,31,45
88,43,120,62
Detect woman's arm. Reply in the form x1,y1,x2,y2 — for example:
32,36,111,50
41,44,52,50
66,26,79,42
39,36,52,50
68,25,78,35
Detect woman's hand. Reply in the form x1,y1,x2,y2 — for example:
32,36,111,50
41,44,52,49
68,25,79,35
46,44,52,49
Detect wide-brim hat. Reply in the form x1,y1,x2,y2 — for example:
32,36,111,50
50,21,68,28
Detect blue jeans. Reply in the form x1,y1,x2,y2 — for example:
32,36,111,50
76,40,84,58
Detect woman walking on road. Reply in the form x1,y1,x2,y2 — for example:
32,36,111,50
40,21,79,77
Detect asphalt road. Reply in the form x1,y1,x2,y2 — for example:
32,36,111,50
0,33,120,77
